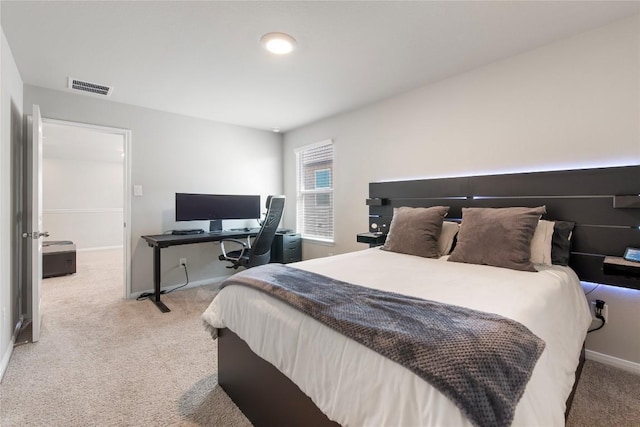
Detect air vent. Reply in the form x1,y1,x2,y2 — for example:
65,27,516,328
67,77,113,96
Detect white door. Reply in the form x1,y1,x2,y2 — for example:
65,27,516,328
25,105,47,342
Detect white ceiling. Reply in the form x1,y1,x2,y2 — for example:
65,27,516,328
3,1,639,132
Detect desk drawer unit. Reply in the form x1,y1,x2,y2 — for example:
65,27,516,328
271,233,302,264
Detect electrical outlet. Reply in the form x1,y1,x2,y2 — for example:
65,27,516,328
179,258,187,267
590,301,609,323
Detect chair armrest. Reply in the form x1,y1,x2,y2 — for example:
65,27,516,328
220,238,249,259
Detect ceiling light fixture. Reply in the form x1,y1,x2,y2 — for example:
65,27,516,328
261,32,297,55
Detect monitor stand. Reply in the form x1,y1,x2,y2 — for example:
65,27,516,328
209,220,223,233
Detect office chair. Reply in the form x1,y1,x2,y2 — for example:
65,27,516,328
218,195,286,269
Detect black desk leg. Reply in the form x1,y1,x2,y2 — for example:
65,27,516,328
152,246,170,313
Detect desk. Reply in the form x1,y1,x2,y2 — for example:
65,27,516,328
142,230,258,312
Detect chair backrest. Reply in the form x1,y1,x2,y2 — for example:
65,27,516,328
248,195,286,267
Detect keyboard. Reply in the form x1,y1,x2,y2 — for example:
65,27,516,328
227,228,294,234
171,229,205,235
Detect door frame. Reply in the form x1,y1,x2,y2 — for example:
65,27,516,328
42,118,133,299
27,106,44,342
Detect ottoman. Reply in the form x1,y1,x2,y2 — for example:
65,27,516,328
42,241,77,278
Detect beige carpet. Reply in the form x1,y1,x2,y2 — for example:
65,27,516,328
1,249,638,426
567,359,640,427
0,249,250,426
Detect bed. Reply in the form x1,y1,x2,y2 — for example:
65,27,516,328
202,165,640,426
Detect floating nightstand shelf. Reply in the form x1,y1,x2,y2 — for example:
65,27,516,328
357,232,387,247
603,256,640,279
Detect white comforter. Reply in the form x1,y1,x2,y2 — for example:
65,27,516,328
202,248,592,426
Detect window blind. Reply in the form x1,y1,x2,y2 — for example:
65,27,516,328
296,140,334,242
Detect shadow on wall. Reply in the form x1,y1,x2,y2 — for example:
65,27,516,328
10,99,24,329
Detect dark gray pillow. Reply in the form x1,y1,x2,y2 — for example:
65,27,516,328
448,206,546,272
551,221,574,266
381,206,449,258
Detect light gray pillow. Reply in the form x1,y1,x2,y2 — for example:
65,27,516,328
438,221,460,256
381,206,449,258
448,206,546,272
530,219,555,265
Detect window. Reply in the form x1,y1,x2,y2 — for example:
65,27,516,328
296,140,334,242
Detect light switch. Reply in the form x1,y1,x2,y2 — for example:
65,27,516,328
133,185,143,196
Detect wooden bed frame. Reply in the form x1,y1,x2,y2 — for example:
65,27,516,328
220,328,585,425
218,165,639,426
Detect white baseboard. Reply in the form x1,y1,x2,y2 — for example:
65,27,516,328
0,334,16,383
129,274,233,300
1,319,24,382
586,349,640,375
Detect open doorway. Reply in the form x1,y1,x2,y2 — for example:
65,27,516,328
40,119,131,300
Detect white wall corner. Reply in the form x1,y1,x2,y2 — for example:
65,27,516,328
0,334,15,383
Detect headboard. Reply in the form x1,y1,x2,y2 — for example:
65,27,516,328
368,165,640,289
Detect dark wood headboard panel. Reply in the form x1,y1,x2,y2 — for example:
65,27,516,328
368,165,640,289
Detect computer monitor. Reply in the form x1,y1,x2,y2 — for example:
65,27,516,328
175,193,261,232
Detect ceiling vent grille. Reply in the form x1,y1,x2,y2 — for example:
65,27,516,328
67,77,113,96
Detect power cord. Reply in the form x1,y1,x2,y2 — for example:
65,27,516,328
163,263,190,295
584,283,600,296
587,299,606,333
137,263,190,301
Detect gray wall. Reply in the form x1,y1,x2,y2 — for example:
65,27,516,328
24,85,283,295
1,27,24,377
283,16,640,364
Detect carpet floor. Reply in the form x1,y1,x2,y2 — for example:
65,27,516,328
1,249,249,426
1,249,638,426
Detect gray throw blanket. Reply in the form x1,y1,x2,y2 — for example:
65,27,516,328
218,263,545,427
